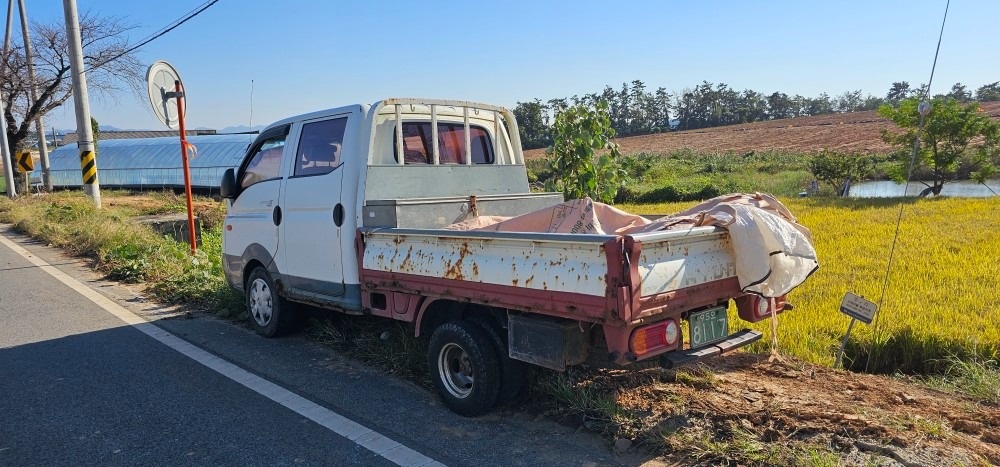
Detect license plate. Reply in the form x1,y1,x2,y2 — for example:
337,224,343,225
689,307,729,348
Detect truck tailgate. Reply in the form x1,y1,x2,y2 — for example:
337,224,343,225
625,226,740,321
631,226,737,296
360,228,619,320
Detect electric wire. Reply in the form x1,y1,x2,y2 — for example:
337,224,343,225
82,0,220,74
865,0,950,373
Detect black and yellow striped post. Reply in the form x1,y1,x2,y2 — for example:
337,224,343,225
64,0,101,208
79,150,97,185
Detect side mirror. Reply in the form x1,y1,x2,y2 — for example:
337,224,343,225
220,168,238,199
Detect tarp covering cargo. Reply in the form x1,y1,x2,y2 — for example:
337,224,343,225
447,193,818,297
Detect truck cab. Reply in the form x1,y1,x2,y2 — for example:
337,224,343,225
221,99,558,331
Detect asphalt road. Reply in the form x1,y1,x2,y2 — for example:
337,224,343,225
0,226,652,466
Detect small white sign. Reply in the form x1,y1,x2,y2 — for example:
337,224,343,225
840,292,877,324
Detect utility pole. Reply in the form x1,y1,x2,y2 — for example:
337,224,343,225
63,0,100,208
1,0,17,198
0,89,14,199
18,0,51,191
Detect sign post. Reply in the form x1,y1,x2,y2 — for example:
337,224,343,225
173,80,197,255
17,151,32,192
145,61,196,255
834,292,877,368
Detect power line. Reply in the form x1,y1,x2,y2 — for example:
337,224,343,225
83,0,220,73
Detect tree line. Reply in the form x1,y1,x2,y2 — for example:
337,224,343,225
514,80,1000,150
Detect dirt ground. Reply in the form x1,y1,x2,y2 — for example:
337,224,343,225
101,194,219,213
557,352,999,465
524,101,1000,157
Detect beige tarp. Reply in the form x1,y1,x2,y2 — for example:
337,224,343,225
446,193,818,297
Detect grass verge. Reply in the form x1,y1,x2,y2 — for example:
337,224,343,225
0,190,243,316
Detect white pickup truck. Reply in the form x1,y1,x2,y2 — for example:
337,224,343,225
219,98,784,416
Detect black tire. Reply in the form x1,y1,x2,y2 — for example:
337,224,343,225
476,319,528,405
427,321,502,417
245,266,296,337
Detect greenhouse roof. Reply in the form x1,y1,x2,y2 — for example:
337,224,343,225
47,134,254,189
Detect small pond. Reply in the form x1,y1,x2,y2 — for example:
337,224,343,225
848,180,1000,198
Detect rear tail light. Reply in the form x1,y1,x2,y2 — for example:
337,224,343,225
735,294,787,323
630,319,680,357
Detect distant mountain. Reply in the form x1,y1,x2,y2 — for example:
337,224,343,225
218,125,264,134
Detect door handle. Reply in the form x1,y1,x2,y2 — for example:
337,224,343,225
333,203,345,227
272,206,282,226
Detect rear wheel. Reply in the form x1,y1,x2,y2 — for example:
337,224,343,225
246,266,296,337
428,321,501,417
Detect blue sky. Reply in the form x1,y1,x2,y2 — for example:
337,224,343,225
17,0,1000,131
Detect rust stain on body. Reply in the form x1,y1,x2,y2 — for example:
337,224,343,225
398,246,414,272
443,241,472,280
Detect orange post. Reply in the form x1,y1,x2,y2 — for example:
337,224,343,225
175,80,197,255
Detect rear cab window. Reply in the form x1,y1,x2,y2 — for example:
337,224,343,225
294,117,348,177
393,122,494,165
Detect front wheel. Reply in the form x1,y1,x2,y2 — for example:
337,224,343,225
428,321,501,417
245,266,295,337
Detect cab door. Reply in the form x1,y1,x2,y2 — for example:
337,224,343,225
223,125,290,282
278,113,354,298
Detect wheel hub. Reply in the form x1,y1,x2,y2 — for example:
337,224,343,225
438,343,474,399
249,278,273,326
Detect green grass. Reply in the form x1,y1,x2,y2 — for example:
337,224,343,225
925,354,1000,405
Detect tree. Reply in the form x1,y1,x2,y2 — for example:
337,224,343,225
805,93,835,115
91,117,100,150
512,99,550,149
878,98,1000,196
809,150,876,196
976,81,1000,102
834,90,864,113
544,101,625,203
886,81,911,102
2,11,144,185
946,82,971,102
767,92,793,119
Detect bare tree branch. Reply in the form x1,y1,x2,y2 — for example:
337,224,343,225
2,10,145,170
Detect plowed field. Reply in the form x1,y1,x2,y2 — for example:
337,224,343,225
524,101,1000,157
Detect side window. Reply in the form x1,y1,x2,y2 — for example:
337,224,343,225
295,117,348,176
393,122,495,165
240,136,285,189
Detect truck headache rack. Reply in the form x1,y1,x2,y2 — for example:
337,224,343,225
371,98,524,166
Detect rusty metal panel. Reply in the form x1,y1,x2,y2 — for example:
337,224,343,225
362,229,611,297
632,227,738,297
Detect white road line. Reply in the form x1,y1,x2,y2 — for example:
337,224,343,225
0,232,444,467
